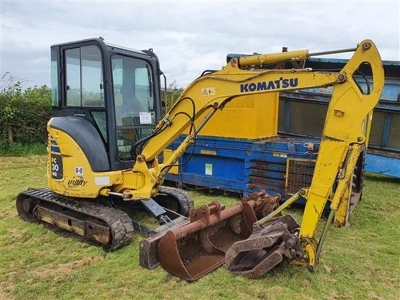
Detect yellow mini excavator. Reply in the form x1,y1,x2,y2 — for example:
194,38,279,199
16,38,383,281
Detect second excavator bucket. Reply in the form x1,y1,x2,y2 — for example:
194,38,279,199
139,192,281,281
225,214,301,279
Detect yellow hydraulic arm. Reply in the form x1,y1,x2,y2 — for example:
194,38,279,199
224,40,384,274
113,39,383,210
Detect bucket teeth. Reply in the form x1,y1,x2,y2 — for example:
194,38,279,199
225,215,300,279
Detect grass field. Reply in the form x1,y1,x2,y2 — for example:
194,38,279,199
1,155,399,300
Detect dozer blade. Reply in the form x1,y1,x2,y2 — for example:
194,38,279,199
139,192,281,282
225,214,301,279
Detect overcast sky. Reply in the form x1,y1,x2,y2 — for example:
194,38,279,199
1,0,399,90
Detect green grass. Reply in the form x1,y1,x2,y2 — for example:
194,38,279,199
1,156,399,300
0,142,46,156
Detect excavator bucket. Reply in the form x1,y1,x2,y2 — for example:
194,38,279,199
139,192,281,281
225,214,301,279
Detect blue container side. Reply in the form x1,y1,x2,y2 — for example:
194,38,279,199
165,135,321,197
365,153,400,178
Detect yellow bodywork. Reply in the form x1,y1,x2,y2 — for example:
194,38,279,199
48,128,123,198
188,92,279,139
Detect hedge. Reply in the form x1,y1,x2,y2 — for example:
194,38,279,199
0,74,183,147
0,75,51,146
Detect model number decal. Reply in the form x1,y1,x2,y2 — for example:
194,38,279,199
51,154,63,179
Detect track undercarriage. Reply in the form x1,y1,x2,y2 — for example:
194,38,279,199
16,186,194,251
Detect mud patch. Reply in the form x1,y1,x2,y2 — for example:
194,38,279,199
0,281,16,300
6,227,27,238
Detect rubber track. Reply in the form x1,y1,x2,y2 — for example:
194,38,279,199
17,188,134,251
157,185,194,216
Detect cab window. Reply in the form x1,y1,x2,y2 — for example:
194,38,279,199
112,54,155,160
65,45,104,107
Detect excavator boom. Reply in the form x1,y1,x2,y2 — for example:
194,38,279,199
138,39,384,280
124,47,367,201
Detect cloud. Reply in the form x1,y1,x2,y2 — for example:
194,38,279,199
1,0,399,89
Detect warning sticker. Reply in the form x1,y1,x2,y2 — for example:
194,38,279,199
201,87,216,96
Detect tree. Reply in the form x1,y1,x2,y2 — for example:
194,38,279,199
162,80,183,112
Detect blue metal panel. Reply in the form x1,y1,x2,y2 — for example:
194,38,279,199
365,154,400,178
183,154,245,181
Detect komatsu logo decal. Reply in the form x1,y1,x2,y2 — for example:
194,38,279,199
240,77,299,93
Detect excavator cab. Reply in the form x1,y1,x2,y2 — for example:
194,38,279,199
50,38,163,171
16,38,195,250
